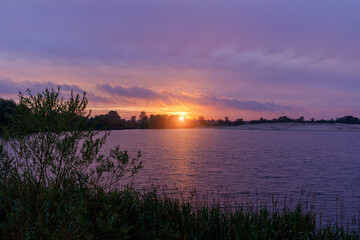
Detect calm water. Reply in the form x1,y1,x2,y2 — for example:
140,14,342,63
104,128,360,224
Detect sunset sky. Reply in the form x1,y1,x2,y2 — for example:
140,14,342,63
1,1,359,120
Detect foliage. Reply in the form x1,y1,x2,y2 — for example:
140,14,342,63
0,98,17,134
250,115,360,125
88,110,127,130
336,116,360,124
0,184,359,240
0,88,142,238
139,111,149,128
1,88,142,190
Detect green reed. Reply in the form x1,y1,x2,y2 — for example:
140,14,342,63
1,181,359,240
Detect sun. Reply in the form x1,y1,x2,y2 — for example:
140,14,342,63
179,116,185,121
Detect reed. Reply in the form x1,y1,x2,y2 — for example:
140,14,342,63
0,181,359,240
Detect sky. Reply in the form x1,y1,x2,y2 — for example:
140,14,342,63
0,0,359,120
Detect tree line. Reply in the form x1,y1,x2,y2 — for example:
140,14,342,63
86,111,246,129
249,115,360,125
1,97,360,131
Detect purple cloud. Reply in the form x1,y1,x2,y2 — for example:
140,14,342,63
100,83,290,112
100,84,167,101
0,78,109,103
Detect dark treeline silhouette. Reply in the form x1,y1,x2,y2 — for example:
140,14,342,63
0,95,88,135
84,111,360,129
0,98,17,133
86,111,246,129
249,115,360,125
1,97,360,131
87,111,197,129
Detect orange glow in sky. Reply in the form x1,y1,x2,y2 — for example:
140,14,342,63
1,1,359,121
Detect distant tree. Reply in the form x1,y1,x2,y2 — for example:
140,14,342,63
217,119,225,125
278,116,291,123
149,114,168,128
234,118,244,125
138,111,148,128
224,116,230,124
108,110,121,120
336,116,360,124
198,116,206,126
97,111,125,129
130,115,137,123
139,111,147,120
91,110,126,129
0,98,17,133
297,116,305,122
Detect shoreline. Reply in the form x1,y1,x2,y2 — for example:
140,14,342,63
108,123,360,132
222,122,360,132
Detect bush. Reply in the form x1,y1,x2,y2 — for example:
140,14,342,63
0,88,142,239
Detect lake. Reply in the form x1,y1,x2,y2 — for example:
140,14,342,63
103,128,360,225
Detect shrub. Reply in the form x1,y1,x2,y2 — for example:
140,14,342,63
0,87,142,239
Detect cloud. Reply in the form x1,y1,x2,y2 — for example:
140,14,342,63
100,84,169,101
2,79,288,113
1,1,360,74
217,97,290,112
0,78,79,94
0,78,109,103
0,79,19,94
100,83,289,112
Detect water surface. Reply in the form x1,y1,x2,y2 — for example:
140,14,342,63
103,128,360,224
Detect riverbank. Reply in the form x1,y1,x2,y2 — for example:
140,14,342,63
102,123,360,132
224,123,360,132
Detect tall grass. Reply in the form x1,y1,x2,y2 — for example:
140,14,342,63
1,181,359,240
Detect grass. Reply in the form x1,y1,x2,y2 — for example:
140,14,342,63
1,181,359,240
